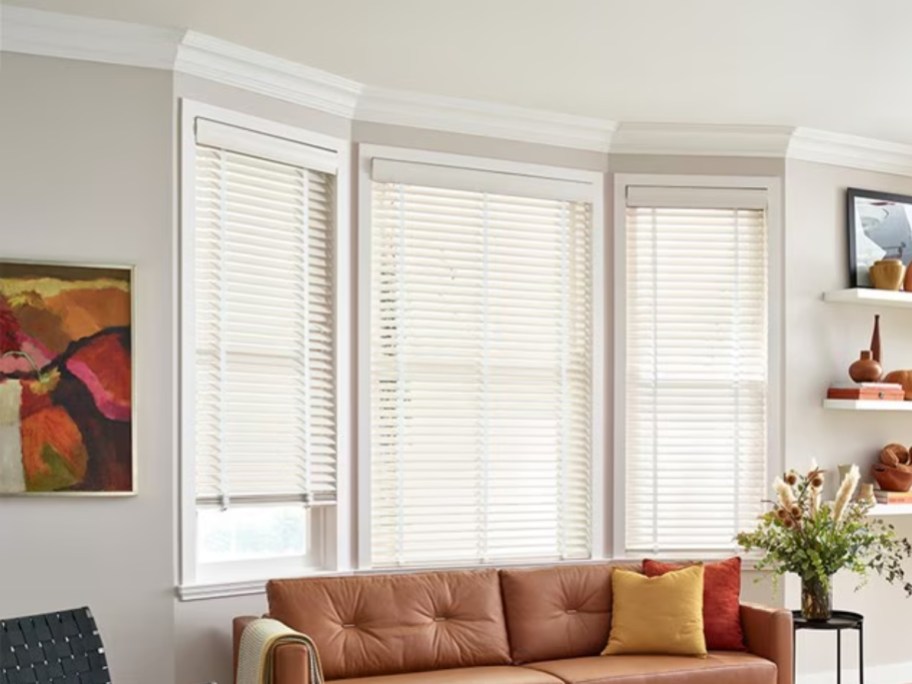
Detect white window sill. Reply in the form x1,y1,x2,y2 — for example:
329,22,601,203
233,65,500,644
178,579,270,601
177,555,766,601
180,565,338,601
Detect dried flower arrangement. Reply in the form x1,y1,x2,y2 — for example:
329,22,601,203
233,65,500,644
737,464,912,620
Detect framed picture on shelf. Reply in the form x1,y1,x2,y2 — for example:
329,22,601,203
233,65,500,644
847,187,912,287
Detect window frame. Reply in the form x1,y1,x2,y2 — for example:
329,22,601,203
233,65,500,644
178,99,352,590
356,144,607,570
611,173,784,559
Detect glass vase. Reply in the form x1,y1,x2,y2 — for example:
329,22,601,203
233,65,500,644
800,575,833,621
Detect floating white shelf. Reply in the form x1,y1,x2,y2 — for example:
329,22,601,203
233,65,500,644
823,399,912,411
868,503,912,517
823,288,912,308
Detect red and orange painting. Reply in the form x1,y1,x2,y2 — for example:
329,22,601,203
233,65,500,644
0,263,132,494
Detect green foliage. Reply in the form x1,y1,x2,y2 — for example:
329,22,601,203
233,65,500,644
737,469,912,596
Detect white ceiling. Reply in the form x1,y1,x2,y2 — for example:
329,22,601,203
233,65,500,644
5,0,912,144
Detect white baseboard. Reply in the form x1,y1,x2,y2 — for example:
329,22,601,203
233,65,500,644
799,662,911,684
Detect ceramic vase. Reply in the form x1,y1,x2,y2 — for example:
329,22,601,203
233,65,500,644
870,259,905,290
848,350,882,383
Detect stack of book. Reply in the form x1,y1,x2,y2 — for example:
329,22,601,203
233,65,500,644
826,382,905,401
874,491,912,505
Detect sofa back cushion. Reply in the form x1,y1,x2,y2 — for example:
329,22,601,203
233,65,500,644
500,562,642,664
266,569,511,680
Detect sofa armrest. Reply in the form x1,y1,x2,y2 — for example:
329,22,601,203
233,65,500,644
740,603,793,684
232,616,312,684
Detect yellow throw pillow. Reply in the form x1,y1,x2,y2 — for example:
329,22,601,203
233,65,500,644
602,565,707,657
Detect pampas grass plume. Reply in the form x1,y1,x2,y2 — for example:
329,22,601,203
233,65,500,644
833,464,860,522
774,476,797,509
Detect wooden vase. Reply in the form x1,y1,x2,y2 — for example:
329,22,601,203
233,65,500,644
871,314,881,364
849,350,882,382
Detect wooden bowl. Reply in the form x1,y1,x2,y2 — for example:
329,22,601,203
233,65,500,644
872,464,912,492
881,443,910,466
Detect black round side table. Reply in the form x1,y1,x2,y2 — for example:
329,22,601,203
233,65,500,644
792,610,864,684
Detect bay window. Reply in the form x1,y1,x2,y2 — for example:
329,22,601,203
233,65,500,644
178,110,780,590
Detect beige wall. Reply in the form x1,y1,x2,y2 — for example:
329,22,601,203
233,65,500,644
785,159,912,682
0,55,175,683
175,74,353,141
609,153,786,177
352,121,609,172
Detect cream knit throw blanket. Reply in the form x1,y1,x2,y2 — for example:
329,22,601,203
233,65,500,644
237,618,324,684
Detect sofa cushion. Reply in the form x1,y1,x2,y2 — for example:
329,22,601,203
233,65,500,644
330,666,563,684
267,569,511,680
526,653,777,684
644,557,746,651
603,566,706,657
500,562,641,664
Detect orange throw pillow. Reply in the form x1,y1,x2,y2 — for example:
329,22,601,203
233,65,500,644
643,557,745,651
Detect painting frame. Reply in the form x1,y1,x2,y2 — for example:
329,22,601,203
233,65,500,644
847,187,912,288
0,258,136,497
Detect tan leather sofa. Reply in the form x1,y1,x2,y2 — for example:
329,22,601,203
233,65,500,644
233,562,792,684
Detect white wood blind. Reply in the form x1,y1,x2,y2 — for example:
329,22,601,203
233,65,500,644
370,175,593,568
192,124,336,508
624,187,768,553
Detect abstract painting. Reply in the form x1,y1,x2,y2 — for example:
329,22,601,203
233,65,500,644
0,262,133,495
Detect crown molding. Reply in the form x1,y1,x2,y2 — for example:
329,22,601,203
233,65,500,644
0,5,181,70
357,86,617,152
174,32,362,119
0,7,613,151
788,127,912,177
611,123,796,158
7,7,912,171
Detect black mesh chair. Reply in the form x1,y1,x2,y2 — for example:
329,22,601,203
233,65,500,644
0,607,110,684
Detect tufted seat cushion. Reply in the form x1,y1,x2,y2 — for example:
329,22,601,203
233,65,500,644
266,569,512,680
500,562,641,664
525,653,777,684
331,666,563,684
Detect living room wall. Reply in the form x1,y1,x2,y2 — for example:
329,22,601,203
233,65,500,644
0,54,176,683
4,51,912,684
